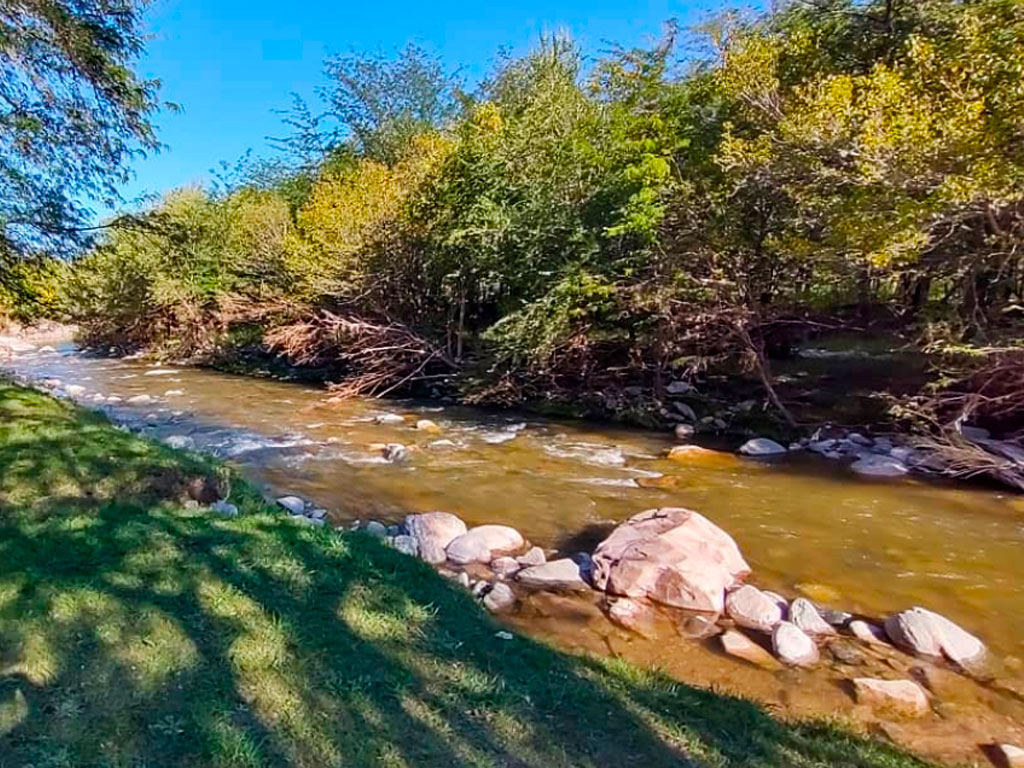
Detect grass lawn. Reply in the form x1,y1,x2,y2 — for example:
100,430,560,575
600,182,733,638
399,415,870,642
0,381,936,768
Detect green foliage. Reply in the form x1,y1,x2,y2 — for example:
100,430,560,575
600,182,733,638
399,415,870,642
67,2,1024,388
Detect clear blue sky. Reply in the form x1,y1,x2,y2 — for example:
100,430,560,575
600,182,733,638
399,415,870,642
120,0,753,210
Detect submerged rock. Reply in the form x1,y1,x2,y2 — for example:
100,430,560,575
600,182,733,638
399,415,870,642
720,629,779,669
606,597,657,638
851,455,909,477
884,607,986,668
516,558,589,591
374,414,406,425
852,678,929,717
772,622,819,666
446,524,525,565
591,508,750,614
405,511,467,564
790,598,837,636
666,445,740,469
738,438,787,456
726,585,784,633
415,419,442,433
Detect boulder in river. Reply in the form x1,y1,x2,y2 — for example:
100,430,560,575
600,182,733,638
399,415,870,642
884,607,986,668
516,558,590,591
772,622,819,666
790,598,837,636
446,524,525,565
738,438,787,456
852,678,930,717
405,511,467,564
591,508,750,614
725,585,784,633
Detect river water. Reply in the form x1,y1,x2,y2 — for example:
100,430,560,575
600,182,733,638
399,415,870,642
5,343,1024,763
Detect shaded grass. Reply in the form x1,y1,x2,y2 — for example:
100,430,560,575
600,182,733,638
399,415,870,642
0,382,938,768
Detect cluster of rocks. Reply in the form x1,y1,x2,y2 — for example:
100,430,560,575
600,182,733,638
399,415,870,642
735,427,921,478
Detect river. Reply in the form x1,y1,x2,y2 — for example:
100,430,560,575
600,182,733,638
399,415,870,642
5,341,1024,764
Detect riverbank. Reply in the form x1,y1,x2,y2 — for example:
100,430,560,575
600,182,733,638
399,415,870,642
0,381,946,768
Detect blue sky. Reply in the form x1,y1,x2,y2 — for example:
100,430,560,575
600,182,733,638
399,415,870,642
119,0,747,211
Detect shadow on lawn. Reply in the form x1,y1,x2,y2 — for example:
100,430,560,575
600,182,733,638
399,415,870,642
0,385,935,768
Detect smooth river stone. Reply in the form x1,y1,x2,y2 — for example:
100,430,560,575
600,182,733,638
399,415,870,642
884,607,986,667
516,558,589,591
720,629,780,670
726,585,784,633
738,438,788,456
446,524,525,565
850,455,909,477
849,619,890,646
790,598,837,636
405,511,467,564
772,622,819,667
852,678,930,717
276,495,306,515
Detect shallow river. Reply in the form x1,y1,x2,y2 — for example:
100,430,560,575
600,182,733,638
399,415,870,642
6,343,1024,763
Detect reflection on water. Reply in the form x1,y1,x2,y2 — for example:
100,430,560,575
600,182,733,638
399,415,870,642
5,344,1024,764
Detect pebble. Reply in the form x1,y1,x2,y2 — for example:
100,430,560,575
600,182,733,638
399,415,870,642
495,631,514,641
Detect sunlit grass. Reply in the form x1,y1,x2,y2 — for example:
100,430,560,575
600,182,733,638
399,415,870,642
0,382,938,768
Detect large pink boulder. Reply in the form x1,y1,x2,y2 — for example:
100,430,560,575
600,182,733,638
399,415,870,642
404,512,467,564
591,508,750,614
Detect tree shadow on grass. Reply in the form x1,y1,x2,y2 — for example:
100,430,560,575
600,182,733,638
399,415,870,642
0,384,938,768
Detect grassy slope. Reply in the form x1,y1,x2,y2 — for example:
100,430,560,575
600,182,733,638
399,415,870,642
0,382,936,768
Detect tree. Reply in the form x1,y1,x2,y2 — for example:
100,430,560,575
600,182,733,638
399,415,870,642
0,0,161,259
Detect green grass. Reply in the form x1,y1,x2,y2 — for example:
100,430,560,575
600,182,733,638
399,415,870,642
0,382,937,768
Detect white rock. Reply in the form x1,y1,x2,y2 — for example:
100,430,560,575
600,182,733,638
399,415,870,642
790,598,837,636
415,419,441,433
726,585,784,633
852,678,929,717
483,582,516,613
994,744,1024,768
126,394,154,405
64,384,86,397
762,591,790,617
849,619,889,646
738,438,787,456
851,455,908,477
163,435,196,451
516,558,589,591
884,607,986,667
210,501,239,518
772,622,819,666
494,631,514,641
144,369,180,376
392,534,419,556
405,511,467,564
364,521,387,539
446,525,525,565
374,414,405,425
516,546,547,567
276,496,307,515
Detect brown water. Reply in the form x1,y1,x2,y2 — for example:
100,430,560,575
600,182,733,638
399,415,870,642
6,343,1024,764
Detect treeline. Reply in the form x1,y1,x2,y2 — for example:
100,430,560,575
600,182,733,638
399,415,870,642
63,0,1024,423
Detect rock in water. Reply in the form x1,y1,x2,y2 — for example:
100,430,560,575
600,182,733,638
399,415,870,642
790,598,837,636
738,438,787,456
772,622,819,666
849,620,890,646
720,630,780,669
374,413,405,425
666,445,740,469
415,419,442,433
516,558,589,591
516,546,546,567
726,585,784,633
482,582,516,613
884,607,986,668
850,455,909,477
276,496,306,515
994,744,1024,768
591,507,750,614
446,525,525,565
382,443,408,462
404,512,467,564
606,598,657,638
852,678,930,717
